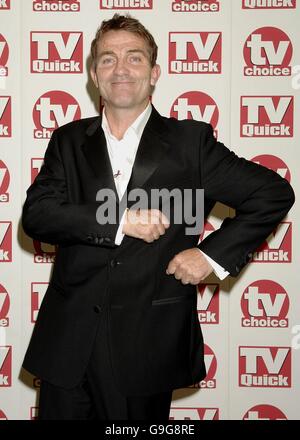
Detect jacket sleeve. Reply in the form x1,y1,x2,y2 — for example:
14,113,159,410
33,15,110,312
22,129,119,247
197,124,295,276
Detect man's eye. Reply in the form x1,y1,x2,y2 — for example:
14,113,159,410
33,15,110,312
129,55,142,63
101,57,115,65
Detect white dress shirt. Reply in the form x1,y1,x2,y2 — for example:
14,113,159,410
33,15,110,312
101,103,229,280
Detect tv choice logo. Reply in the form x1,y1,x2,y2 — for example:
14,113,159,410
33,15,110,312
239,346,291,388
242,0,296,9
241,280,289,328
244,27,293,77
100,0,152,8
191,344,217,389
170,91,219,137
0,345,11,387
172,0,220,12
0,409,7,420
0,34,9,77
243,404,287,420
31,283,48,323
251,154,291,182
169,32,222,74
0,96,11,137
33,241,56,263
0,284,10,327
33,90,81,139
31,31,83,74
169,408,219,420
0,0,10,10
31,158,44,183
240,96,293,137
250,222,292,263
0,160,10,203
197,283,219,324
33,0,80,12
0,222,12,262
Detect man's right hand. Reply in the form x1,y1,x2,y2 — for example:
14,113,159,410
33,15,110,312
122,209,170,243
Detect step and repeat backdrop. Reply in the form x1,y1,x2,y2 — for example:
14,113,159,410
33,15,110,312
0,0,299,420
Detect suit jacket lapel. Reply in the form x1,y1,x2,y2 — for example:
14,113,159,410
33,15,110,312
126,106,171,199
81,116,119,202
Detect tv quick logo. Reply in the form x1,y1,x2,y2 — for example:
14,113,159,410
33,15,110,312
251,154,291,182
170,91,219,137
0,0,10,10
0,409,7,420
0,97,11,137
197,283,219,324
239,346,291,387
33,90,81,139
250,222,292,263
31,158,44,183
31,283,48,323
243,404,287,420
31,32,83,73
0,160,9,203
33,241,56,263
240,96,293,137
33,0,81,12
0,34,9,77
0,222,12,262
0,284,10,327
244,27,292,76
191,344,217,389
169,32,222,74
169,408,219,420
242,0,296,9
241,280,289,328
100,0,152,8
172,0,220,12
0,346,11,387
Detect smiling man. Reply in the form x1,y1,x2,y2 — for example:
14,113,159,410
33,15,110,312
22,14,294,420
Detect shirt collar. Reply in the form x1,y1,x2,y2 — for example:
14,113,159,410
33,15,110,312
101,102,152,142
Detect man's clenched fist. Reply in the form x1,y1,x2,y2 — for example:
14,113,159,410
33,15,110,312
166,248,213,285
122,209,170,243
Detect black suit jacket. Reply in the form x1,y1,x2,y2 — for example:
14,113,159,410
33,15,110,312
22,106,294,395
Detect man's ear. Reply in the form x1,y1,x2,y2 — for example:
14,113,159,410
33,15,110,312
90,65,99,88
150,64,161,86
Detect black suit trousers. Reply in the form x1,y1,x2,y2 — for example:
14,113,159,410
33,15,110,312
38,309,173,420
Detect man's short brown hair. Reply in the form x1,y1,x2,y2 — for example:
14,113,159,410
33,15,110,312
91,13,158,68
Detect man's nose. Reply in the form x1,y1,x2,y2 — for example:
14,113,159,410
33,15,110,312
113,58,129,75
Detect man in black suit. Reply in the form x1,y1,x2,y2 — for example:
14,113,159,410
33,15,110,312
22,14,294,420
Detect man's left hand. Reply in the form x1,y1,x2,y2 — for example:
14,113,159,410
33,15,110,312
166,248,213,285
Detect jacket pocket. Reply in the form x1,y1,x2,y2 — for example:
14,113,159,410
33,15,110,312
152,292,195,306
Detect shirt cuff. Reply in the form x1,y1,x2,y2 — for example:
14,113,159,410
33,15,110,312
197,249,229,281
115,209,127,245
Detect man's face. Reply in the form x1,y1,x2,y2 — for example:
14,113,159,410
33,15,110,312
90,30,160,112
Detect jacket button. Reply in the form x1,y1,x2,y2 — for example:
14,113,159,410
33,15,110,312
110,259,120,268
94,305,101,314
